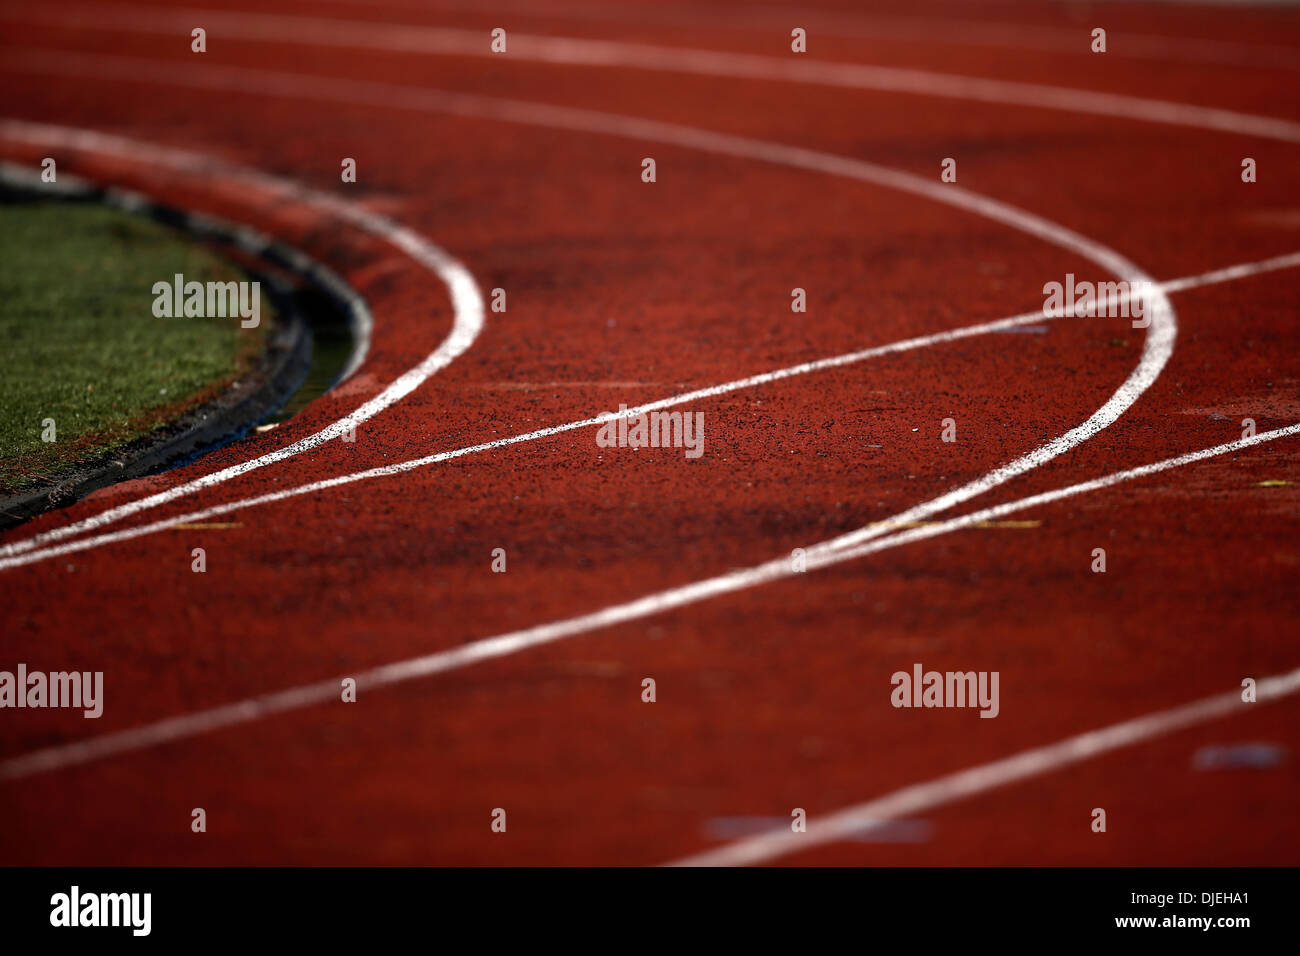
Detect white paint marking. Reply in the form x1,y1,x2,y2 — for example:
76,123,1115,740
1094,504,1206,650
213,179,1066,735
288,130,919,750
813,423,1300,565
18,4,1300,142
667,663,1300,866
0,120,485,559
3,249,1296,574
2,423,1295,780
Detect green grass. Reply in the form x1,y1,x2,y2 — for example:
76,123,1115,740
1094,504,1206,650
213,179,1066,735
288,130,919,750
0,200,269,496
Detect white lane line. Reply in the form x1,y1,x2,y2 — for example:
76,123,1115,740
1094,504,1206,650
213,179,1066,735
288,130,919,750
0,52,1180,555
811,424,1300,566
3,423,1295,781
3,248,1295,574
1159,251,1300,294
0,120,486,559
17,4,1300,143
666,663,1300,867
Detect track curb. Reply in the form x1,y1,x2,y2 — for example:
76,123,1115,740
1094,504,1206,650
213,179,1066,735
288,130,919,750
0,164,370,531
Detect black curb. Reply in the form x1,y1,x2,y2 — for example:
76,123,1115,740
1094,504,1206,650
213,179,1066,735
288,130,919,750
0,166,371,532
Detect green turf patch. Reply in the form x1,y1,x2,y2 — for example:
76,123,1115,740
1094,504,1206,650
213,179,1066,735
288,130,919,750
0,200,269,496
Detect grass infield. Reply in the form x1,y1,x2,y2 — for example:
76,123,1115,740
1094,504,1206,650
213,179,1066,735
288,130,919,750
0,199,269,496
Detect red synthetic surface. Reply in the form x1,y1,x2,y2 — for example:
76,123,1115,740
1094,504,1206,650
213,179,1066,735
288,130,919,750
1,0,1298,865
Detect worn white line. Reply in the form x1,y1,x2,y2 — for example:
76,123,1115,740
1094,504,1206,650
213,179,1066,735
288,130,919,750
3,423,1295,780
0,120,485,559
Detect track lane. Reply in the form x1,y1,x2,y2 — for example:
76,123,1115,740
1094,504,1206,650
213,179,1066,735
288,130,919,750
2,0,1300,868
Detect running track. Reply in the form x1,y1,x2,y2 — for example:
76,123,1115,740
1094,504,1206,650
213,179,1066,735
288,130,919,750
1,0,1298,865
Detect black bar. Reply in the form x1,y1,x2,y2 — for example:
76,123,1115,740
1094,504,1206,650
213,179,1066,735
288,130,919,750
0,866,1293,943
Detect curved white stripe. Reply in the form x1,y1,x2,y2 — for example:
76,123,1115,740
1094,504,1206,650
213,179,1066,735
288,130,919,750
0,120,486,558
17,4,1300,142
4,423,1295,780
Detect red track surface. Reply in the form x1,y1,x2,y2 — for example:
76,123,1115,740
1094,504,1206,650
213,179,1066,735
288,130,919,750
1,0,1299,865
